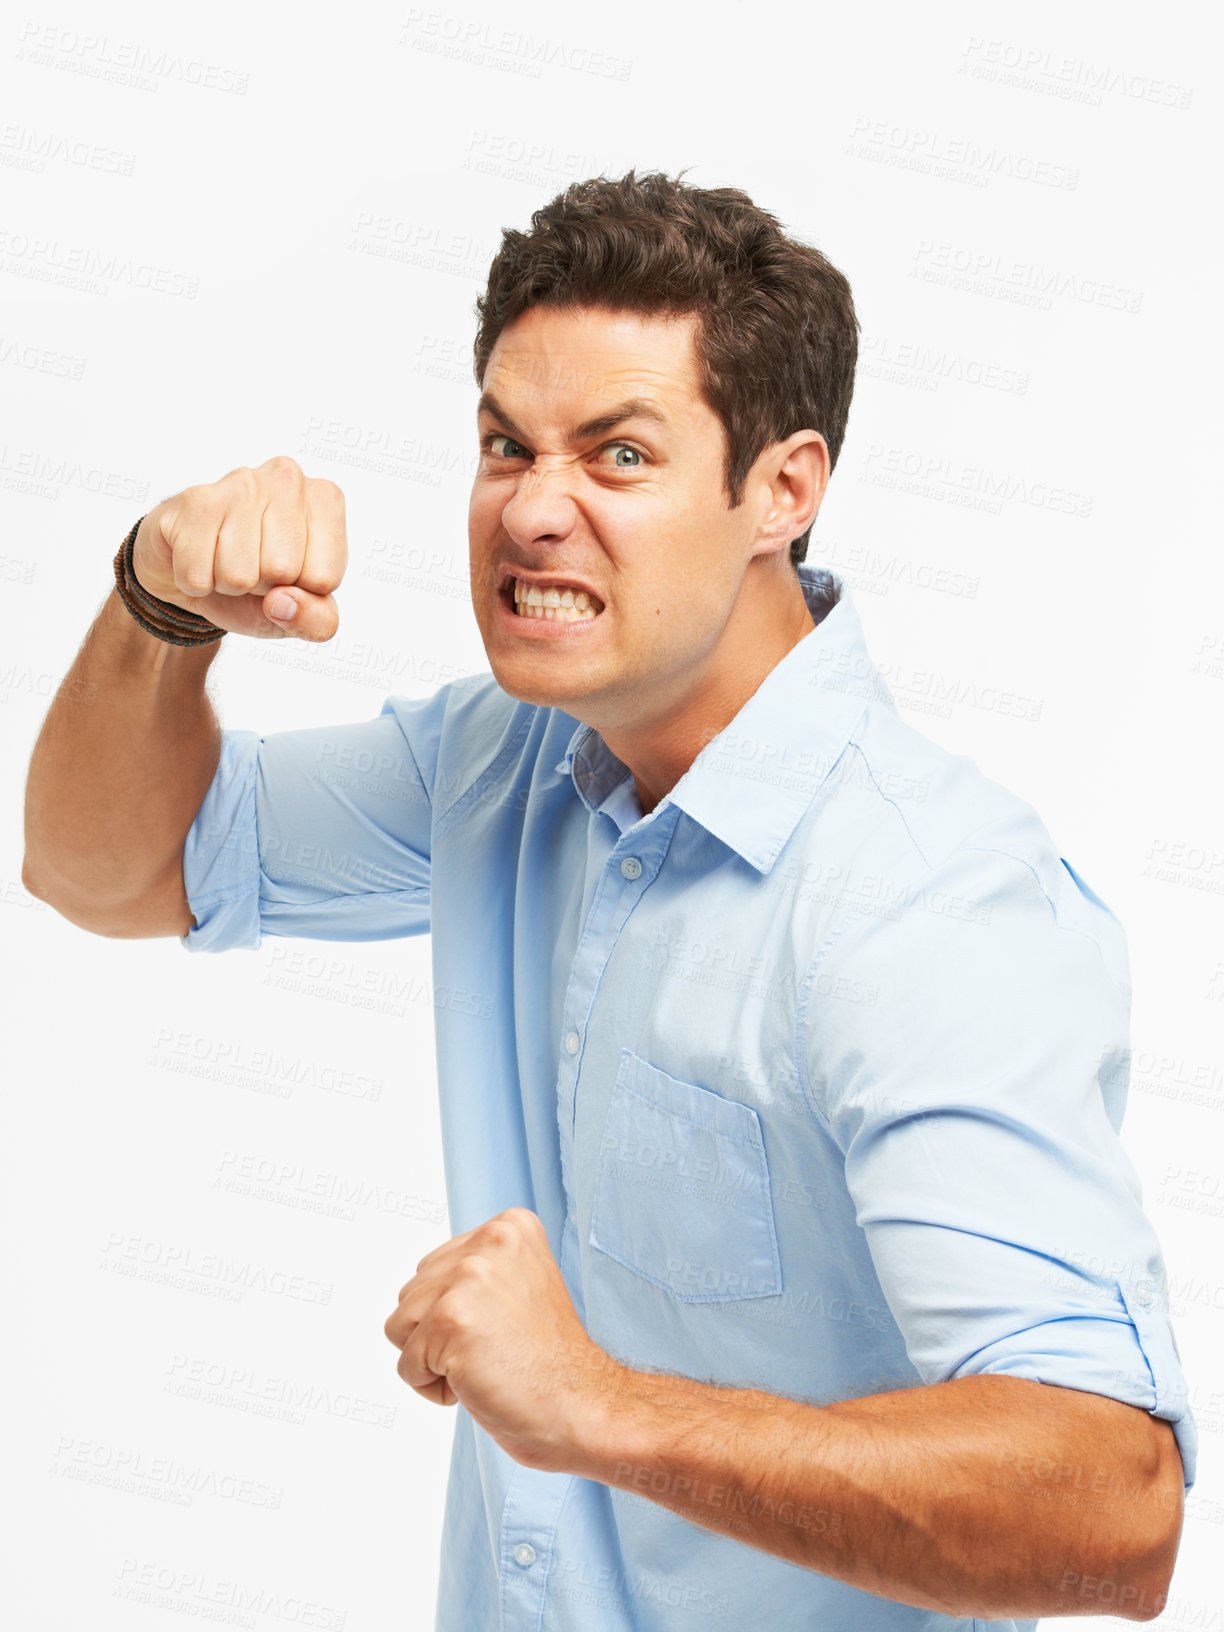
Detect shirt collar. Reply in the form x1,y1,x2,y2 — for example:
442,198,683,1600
550,565,895,874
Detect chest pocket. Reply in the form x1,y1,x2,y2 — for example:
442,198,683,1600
588,1048,782,1303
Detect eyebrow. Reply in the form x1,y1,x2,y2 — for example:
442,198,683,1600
476,391,670,445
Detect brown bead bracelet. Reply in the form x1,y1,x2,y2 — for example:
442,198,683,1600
112,514,227,647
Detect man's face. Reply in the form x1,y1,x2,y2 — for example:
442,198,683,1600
468,304,787,732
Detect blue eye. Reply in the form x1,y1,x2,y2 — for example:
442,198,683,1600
486,434,528,459
604,444,642,468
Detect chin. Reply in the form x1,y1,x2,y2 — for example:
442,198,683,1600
486,656,585,711
489,668,565,707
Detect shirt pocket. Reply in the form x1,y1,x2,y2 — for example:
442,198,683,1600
588,1048,782,1303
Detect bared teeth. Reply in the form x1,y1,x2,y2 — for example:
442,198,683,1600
511,578,601,620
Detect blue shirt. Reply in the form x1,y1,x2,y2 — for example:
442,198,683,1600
181,564,1197,1632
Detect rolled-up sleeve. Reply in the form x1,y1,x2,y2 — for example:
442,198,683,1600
803,841,1198,1495
180,691,443,954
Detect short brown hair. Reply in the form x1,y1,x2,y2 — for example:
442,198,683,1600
472,168,859,568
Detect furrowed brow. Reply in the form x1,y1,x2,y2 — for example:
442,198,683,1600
476,391,669,444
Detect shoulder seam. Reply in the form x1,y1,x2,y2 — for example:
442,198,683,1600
845,737,933,869
957,844,1130,1005
793,840,1129,1131
793,903,876,1139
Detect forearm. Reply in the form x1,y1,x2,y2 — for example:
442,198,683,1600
567,1366,1181,1621
23,584,223,919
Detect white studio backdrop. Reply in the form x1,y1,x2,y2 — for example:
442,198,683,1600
1,1,1220,1626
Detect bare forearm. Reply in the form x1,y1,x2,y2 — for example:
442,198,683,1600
23,584,223,920
567,1366,1181,1621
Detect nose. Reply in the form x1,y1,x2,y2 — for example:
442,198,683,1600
499,460,581,547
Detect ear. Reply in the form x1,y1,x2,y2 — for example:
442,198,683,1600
750,431,830,560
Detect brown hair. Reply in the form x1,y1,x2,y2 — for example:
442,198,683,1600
472,167,859,568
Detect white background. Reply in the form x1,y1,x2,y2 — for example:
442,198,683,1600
2,0,1220,1626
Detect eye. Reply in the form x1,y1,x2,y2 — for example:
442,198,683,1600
482,433,529,459
596,442,644,469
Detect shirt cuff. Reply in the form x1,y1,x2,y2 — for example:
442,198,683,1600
951,1277,1198,1496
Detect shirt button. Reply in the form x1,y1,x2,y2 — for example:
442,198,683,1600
620,856,642,880
513,1543,537,1567
1133,1282,1153,1307
564,1030,580,1055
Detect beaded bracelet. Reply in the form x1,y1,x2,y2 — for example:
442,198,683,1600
112,513,227,647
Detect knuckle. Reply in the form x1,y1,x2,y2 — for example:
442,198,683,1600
258,552,302,585
436,1289,471,1325
264,454,303,486
480,1216,516,1249
176,483,214,516
310,476,345,507
217,467,258,505
216,568,260,594
299,564,343,599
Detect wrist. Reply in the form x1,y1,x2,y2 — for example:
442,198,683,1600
100,585,222,675
112,513,226,647
557,1354,658,1484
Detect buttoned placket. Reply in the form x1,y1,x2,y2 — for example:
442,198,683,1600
497,755,680,1629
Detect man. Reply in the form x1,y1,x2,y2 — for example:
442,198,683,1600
23,170,1194,1629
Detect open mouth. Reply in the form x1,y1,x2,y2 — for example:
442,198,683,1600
500,576,606,624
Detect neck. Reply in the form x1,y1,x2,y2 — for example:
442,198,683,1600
600,562,816,817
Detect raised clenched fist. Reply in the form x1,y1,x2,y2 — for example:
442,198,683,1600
131,455,347,641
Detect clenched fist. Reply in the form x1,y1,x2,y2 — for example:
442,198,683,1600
132,455,347,641
383,1207,630,1476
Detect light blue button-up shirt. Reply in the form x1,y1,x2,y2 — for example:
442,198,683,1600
181,564,1196,1632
